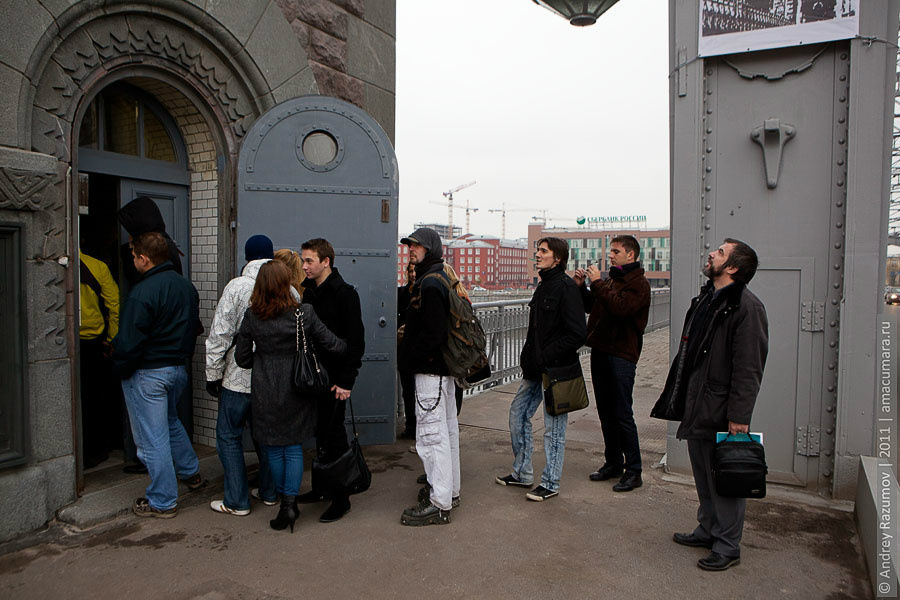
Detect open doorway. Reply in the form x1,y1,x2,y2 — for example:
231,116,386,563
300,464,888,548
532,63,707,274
75,82,193,492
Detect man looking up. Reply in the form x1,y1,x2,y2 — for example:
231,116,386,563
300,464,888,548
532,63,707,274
298,238,365,523
205,234,277,516
574,235,650,492
113,232,205,518
496,237,586,501
653,238,768,571
398,227,458,525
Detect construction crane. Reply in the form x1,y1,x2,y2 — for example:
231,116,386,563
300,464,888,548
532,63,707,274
442,180,476,236
429,196,479,235
489,204,547,239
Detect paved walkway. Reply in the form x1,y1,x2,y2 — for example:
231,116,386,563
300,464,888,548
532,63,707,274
0,328,873,599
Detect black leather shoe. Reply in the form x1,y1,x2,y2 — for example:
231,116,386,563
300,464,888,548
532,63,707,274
589,464,624,482
612,471,642,492
296,490,326,504
697,551,740,571
319,498,351,523
673,532,713,548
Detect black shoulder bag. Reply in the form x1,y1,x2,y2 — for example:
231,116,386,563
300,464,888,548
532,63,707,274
311,397,372,497
292,307,329,394
713,433,768,498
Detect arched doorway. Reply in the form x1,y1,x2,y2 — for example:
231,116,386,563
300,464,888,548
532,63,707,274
75,81,195,487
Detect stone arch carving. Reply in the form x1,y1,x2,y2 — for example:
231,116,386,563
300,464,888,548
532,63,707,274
21,0,316,159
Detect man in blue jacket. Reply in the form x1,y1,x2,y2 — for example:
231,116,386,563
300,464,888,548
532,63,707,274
113,232,205,518
496,237,587,501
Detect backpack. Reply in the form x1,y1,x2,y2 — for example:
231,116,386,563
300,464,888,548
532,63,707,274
419,271,490,387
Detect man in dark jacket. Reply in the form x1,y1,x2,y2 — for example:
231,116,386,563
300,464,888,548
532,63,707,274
574,235,650,492
397,227,458,526
298,238,365,523
495,237,587,501
652,238,768,571
113,232,205,518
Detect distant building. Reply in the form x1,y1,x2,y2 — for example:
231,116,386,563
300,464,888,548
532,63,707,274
397,233,529,289
887,256,900,286
527,222,671,288
413,222,462,240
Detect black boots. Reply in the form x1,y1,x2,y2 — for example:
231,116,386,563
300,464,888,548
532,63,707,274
269,495,298,533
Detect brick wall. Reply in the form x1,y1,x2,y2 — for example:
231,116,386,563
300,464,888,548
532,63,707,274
131,78,220,448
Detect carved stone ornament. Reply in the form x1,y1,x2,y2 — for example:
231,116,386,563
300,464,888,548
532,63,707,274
0,167,58,211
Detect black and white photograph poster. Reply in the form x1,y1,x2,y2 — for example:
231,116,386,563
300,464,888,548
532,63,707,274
699,0,859,57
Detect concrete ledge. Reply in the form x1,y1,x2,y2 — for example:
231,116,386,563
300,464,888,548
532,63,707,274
56,452,245,530
855,455,900,596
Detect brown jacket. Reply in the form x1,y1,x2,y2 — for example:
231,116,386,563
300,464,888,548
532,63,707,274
580,262,651,364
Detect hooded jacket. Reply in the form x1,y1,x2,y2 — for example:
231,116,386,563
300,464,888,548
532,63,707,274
205,259,269,394
112,261,201,378
651,280,768,440
398,228,451,376
580,262,650,364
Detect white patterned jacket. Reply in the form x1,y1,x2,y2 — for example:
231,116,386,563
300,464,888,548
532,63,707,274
205,259,270,394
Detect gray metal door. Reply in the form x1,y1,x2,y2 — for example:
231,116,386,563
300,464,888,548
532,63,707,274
237,96,399,445
119,179,190,276
703,44,850,489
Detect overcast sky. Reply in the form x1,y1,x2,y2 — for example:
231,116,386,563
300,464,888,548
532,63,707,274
395,1,670,241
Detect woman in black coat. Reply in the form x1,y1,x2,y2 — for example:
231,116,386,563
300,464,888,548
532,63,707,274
235,261,347,532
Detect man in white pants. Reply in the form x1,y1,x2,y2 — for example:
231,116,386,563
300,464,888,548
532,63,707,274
398,227,459,526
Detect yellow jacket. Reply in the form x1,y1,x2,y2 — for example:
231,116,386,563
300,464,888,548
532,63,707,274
79,251,119,341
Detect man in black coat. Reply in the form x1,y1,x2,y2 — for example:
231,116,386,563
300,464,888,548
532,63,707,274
298,238,365,522
397,227,457,526
495,237,586,501
652,238,768,571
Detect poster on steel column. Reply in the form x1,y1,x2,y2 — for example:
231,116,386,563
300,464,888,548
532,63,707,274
699,0,859,57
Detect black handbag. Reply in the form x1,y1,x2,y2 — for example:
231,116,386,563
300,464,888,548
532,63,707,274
542,361,590,416
292,307,329,394
311,398,372,497
713,434,768,498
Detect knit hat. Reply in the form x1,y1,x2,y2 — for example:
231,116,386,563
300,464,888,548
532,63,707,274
245,234,274,261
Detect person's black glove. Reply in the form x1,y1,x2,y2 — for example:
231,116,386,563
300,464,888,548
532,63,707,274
206,379,223,398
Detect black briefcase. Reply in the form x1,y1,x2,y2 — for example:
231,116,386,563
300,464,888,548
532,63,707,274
713,435,767,499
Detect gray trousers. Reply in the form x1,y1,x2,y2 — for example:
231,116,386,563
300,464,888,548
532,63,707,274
687,438,746,558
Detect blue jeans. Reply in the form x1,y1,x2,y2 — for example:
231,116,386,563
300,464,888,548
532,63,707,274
509,378,568,492
262,444,303,496
216,388,274,509
590,351,642,473
121,366,199,510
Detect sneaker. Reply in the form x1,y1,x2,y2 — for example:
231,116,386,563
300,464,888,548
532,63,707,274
209,500,250,516
495,474,532,487
181,472,207,491
400,499,451,526
251,488,278,506
525,485,559,501
132,497,177,519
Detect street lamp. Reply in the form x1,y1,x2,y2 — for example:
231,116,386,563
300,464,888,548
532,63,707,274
531,0,620,26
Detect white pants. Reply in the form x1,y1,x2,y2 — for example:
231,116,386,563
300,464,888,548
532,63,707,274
414,374,460,511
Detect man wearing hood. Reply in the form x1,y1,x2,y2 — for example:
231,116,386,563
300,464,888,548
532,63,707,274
398,227,458,525
495,237,586,501
118,196,184,284
206,235,278,516
297,238,365,523
574,235,650,492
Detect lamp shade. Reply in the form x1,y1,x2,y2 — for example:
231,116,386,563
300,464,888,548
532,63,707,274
532,0,620,26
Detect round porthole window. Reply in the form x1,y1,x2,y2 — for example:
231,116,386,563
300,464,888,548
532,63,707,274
301,131,337,166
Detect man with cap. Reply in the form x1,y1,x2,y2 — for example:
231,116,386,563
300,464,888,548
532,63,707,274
206,234,277,515
397,227,458,526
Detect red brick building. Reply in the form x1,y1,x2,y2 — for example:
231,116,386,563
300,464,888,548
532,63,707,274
397,234,529,289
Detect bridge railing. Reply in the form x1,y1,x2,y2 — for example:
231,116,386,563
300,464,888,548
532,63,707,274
464,287,671,394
